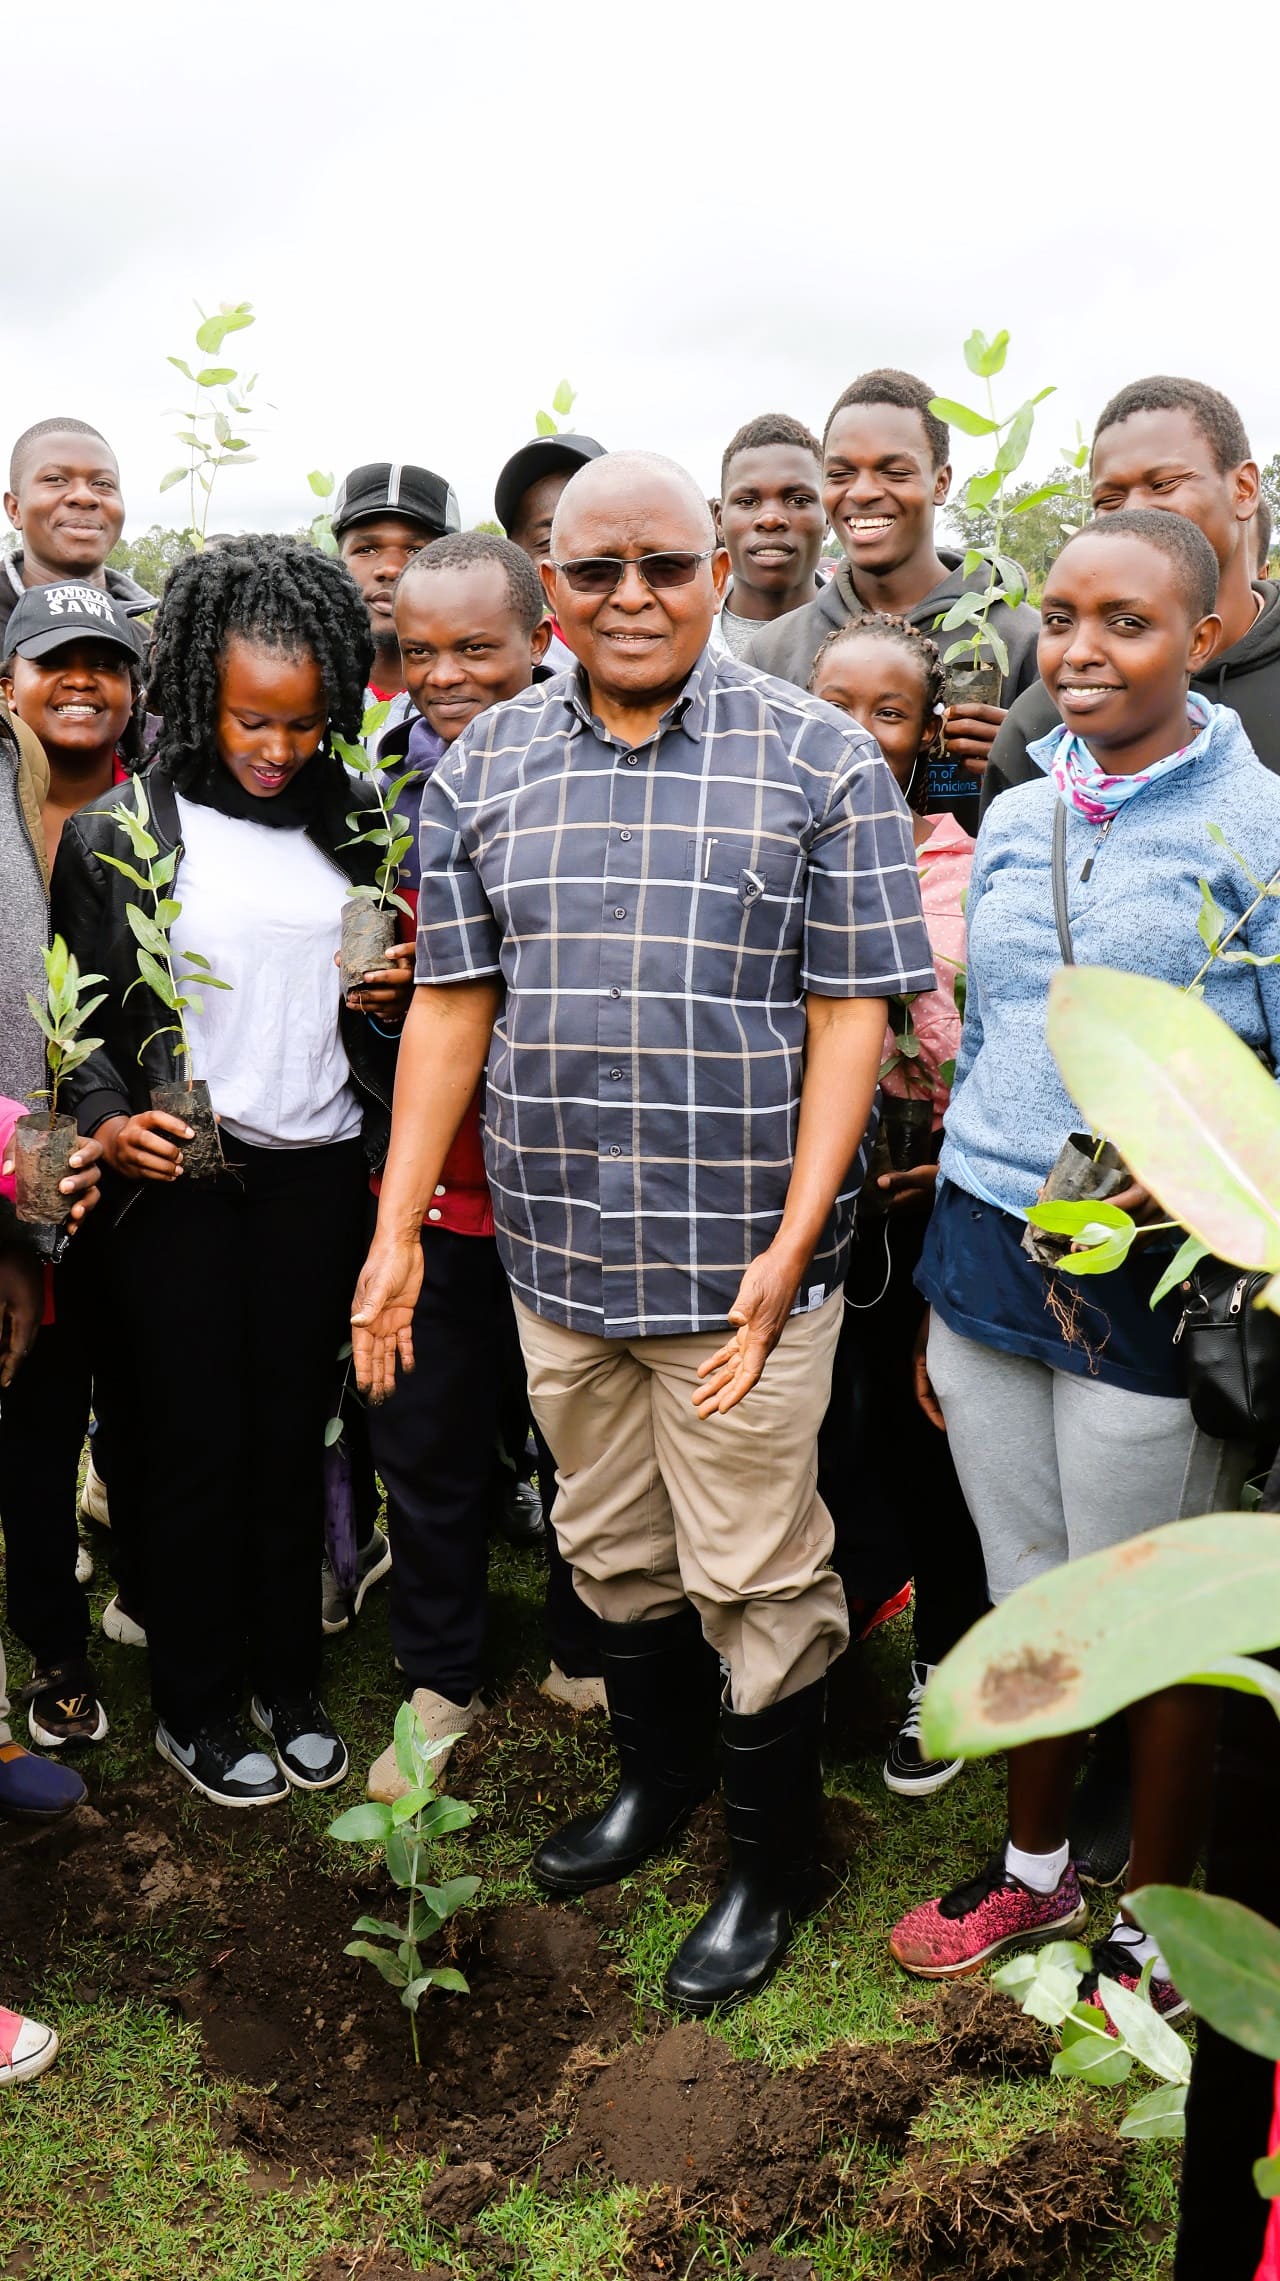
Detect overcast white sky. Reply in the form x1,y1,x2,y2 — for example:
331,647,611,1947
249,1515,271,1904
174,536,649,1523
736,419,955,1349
8,0,1279,541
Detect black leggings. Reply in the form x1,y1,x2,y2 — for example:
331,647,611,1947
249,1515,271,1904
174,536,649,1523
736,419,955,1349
110,1136,368,1729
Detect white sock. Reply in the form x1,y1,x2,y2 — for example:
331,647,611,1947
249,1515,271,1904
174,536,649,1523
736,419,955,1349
1004,1838,1070,1894
1108,1912,1169,1981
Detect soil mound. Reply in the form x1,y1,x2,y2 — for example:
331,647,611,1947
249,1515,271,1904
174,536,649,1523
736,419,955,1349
876,2122,1128,2277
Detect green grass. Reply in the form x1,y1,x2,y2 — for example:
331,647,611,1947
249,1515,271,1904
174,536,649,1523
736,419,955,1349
0,1531,1180,2279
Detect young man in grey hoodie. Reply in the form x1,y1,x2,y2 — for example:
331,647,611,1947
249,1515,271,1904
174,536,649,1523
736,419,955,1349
742,370,1040,827
981,376,1279,812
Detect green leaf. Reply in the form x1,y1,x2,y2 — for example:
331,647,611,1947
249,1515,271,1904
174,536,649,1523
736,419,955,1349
1197,876,1228,953
991,1940,1086,2024
936,592,987,633
1128,1885,1280,2060
195,305,254,355
413,1967,470,1994
1045,967,1280,1275
350,1914,408,1943
1118,2083,1187,2139
994,400,1035,478
343,1939,408,1988
135,948,180,1010
151,852,177,888
1012,483,1071,514
195,366,236,387
551,378,576,415
1148,1233,1210,1310
921,1512,1280,1759
393,1698,431,1786
328,1801,394,1842
930,399,998,439
1254,2150,1280,2198
125,905,171,960
167,357,195,380
154,899,182,929
1052,2006,1134,2085
392,1787,435,1823
965,469,1003,513
982,623,1011,677
535,410,557,437
1097,1976,1191,2082
323,1416,344,1448
962,550,984,578
159,467,188,494
385,1826,421,1889
1183,1653,1280,1712
963,328,1010,379
417,1796,474,1838
419,1875,481,1916
308,469,334,498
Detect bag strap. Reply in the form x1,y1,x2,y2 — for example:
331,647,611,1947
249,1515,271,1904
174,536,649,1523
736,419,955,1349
1051,798,1075,967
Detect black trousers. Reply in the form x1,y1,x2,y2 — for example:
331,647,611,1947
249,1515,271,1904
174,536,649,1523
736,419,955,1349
818,1204,990,1666
0,1223,135,1665
110,1136,368,1730
366,1227,600,1702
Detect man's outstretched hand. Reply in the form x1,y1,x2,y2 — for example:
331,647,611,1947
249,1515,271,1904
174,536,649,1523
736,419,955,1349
351,1236,425,1404
692,1243,802,1418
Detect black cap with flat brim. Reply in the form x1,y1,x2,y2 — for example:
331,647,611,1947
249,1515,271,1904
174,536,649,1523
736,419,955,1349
494,434,607,537
331,462,461,541
6,581,144,661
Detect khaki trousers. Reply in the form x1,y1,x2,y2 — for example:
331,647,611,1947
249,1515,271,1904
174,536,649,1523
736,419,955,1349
514,1289,848,1714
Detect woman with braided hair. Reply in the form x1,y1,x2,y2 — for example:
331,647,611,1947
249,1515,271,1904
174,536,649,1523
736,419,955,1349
52,535,407,1807
810,614,990,1793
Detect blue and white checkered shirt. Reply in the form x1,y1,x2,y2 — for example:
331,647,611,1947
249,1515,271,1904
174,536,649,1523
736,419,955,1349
414,644,934,1337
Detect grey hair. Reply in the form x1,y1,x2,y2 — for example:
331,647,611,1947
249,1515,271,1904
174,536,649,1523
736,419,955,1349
549,450,717,554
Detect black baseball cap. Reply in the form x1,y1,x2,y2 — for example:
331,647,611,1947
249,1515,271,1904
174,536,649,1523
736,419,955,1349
494,434,607,537
331,462,461,541
5,581,143,662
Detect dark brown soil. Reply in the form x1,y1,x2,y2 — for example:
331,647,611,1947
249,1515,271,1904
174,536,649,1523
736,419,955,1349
876,2122,1128,2278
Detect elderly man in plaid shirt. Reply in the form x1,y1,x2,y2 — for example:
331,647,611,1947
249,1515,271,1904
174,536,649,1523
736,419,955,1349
353,451,934,2011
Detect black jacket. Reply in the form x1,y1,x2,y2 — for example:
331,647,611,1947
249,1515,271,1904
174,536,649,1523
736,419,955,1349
50,758,398,1168
981,580,1280,817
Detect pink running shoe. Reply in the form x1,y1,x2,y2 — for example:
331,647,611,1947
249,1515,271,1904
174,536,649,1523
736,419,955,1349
1081,1933,1189,2032
890,1853,1087,1979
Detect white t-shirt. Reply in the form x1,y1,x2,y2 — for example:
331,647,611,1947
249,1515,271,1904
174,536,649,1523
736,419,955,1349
171,795,362,1150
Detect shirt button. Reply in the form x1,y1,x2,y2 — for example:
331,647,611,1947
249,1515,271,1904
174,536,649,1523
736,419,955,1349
620,829,632,842
609,1067,622,1080
427,1207,442,1221
609,1145,622,1157
613,906,626,920
434,1184,446,1197
626,755,638,766
610,986,622,999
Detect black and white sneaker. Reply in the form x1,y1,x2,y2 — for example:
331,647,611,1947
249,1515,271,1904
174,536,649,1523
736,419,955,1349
156,1716,289,1807
25,1659,109,1749
251,1693,349,1790
320,1529,392,1635
883,1662,964,1797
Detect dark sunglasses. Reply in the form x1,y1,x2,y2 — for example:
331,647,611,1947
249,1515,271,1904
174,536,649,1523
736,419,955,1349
550,549,714,596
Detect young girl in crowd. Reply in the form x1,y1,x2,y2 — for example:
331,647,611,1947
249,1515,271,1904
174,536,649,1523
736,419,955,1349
892,509,1280,2014
810,617,989,1792
52,537,405,1807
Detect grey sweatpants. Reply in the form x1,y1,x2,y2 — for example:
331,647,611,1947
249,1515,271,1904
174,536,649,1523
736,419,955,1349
927,1312,1245,1605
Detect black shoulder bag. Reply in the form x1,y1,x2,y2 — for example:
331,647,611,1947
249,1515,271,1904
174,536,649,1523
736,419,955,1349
1052,800,1280,1442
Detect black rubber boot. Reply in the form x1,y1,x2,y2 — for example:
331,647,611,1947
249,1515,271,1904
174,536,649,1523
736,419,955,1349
663,1678,826,2014
530,1607,721,1894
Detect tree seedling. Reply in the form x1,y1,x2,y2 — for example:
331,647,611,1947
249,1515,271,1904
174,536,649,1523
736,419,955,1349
14,935,107,1236
328,1700,479,2064
333,701,416,988
161,299,260,548
992,1941,1191,2140
929,328,1062,698
96,774,232,1175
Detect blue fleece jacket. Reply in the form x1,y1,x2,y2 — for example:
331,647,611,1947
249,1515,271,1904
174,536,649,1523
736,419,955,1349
939,702,1280,1215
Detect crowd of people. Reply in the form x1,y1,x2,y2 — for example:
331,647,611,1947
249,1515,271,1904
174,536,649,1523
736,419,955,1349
0,366,1276,2275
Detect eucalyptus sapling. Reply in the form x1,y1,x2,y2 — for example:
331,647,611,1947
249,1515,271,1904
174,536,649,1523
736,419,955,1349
14,934,107,1244
161,300,260,549
929,329,1062,711
333,702,415,990
96,774,232,1178
328,1699,479,2064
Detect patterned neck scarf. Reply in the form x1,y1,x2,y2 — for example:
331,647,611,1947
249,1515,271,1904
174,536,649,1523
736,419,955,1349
1049,690,1214,824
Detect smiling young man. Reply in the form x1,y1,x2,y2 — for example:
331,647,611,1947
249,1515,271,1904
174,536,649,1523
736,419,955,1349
2,419,154,650
710,414,826,659
352,452,933,2012
332,461,461,715
982,377,1278,809
742,371,1040,821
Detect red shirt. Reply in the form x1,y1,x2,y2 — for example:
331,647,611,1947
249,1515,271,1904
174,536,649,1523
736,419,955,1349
370,886,495,1240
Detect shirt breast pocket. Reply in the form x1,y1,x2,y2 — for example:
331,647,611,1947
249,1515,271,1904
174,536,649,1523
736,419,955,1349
677,835,796,993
